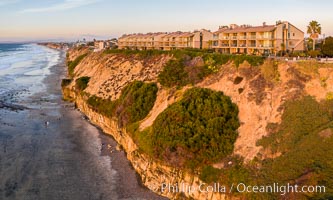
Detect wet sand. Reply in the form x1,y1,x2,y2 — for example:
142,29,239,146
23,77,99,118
0,50,166,200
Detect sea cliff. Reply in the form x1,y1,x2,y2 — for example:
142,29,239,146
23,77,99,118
62,47,333,200
64,89,227,200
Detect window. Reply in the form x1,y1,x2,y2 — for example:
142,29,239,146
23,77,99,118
293,33,295,37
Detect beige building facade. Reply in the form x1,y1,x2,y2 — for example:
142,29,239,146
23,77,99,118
118,21,304,55
212,21,304,55
118,29,213,50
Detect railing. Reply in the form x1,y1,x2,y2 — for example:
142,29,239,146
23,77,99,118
222,36,229,40
231,36,237,40
177,44,190,47
247,36,256,40
258,45,274,48
239,36,247,40
257,36,274,39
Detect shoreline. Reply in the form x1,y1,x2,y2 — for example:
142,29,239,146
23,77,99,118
46,45,167,199
60,47,227,200
0,44,166,199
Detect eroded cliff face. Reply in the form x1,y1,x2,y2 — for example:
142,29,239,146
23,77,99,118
65,48,333,199
68,49,171,100
65,89,228,200
65,49,228,200
198,63,312,161
138,59,333,161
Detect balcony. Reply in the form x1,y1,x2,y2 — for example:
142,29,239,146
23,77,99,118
257,36,274,40
238,36,247,40
212,42,219,47
178,44,187,47
221,44,229,47
247,44,256,47
231,36,237,40
239,44,246,47
258,45,274,48
222,36,229,40
247,36,256,40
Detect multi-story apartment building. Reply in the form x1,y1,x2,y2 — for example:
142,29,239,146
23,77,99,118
212,21,304,55
118,21,304,55
118,29,213,50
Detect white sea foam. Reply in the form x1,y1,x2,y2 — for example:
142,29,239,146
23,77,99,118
0,43,61,99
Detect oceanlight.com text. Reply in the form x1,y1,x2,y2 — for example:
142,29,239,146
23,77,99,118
235,183,326,196
160,182,326,195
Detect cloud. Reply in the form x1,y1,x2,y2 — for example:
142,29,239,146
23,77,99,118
20,0,100,13
0,0,20,6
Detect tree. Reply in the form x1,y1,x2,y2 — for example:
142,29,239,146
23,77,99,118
322,36,333,57
307,20,321,50
280,43,286,56
207,40,213,48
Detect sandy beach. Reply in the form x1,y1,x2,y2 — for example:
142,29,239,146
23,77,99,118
0,48,166,200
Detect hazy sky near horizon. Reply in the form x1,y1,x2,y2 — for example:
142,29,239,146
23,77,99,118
0,0,332,42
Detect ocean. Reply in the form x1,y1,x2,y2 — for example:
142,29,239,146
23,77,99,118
0,44,165,200
0,43,60,102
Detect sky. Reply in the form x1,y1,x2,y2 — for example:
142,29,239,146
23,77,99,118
0,0,332,42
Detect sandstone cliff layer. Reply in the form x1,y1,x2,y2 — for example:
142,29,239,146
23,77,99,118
64,48,333,199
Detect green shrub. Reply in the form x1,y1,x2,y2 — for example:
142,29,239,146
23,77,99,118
116,81,158,127
87,81,158,127
61,79,72,87
243,55,265,66
322,36,333,57
203,53,231,66
158,59,189,87
87,95,116,118
103,49,265,88
127,123,155,156
202,54,264,68
258,96,331,153
200,166,222,183
158,58,213,88
68,53,87,76
75,76,90,91
255,96,333,199
104,49,166,59
260,60,280,83
158,52,265,88
150,87,240,168
308,50,322,58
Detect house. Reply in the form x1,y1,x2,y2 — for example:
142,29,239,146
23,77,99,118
117,21,304,55
118,29,213,50
212,21,304,55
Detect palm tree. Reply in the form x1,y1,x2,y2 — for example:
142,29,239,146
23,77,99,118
307,20,321,50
